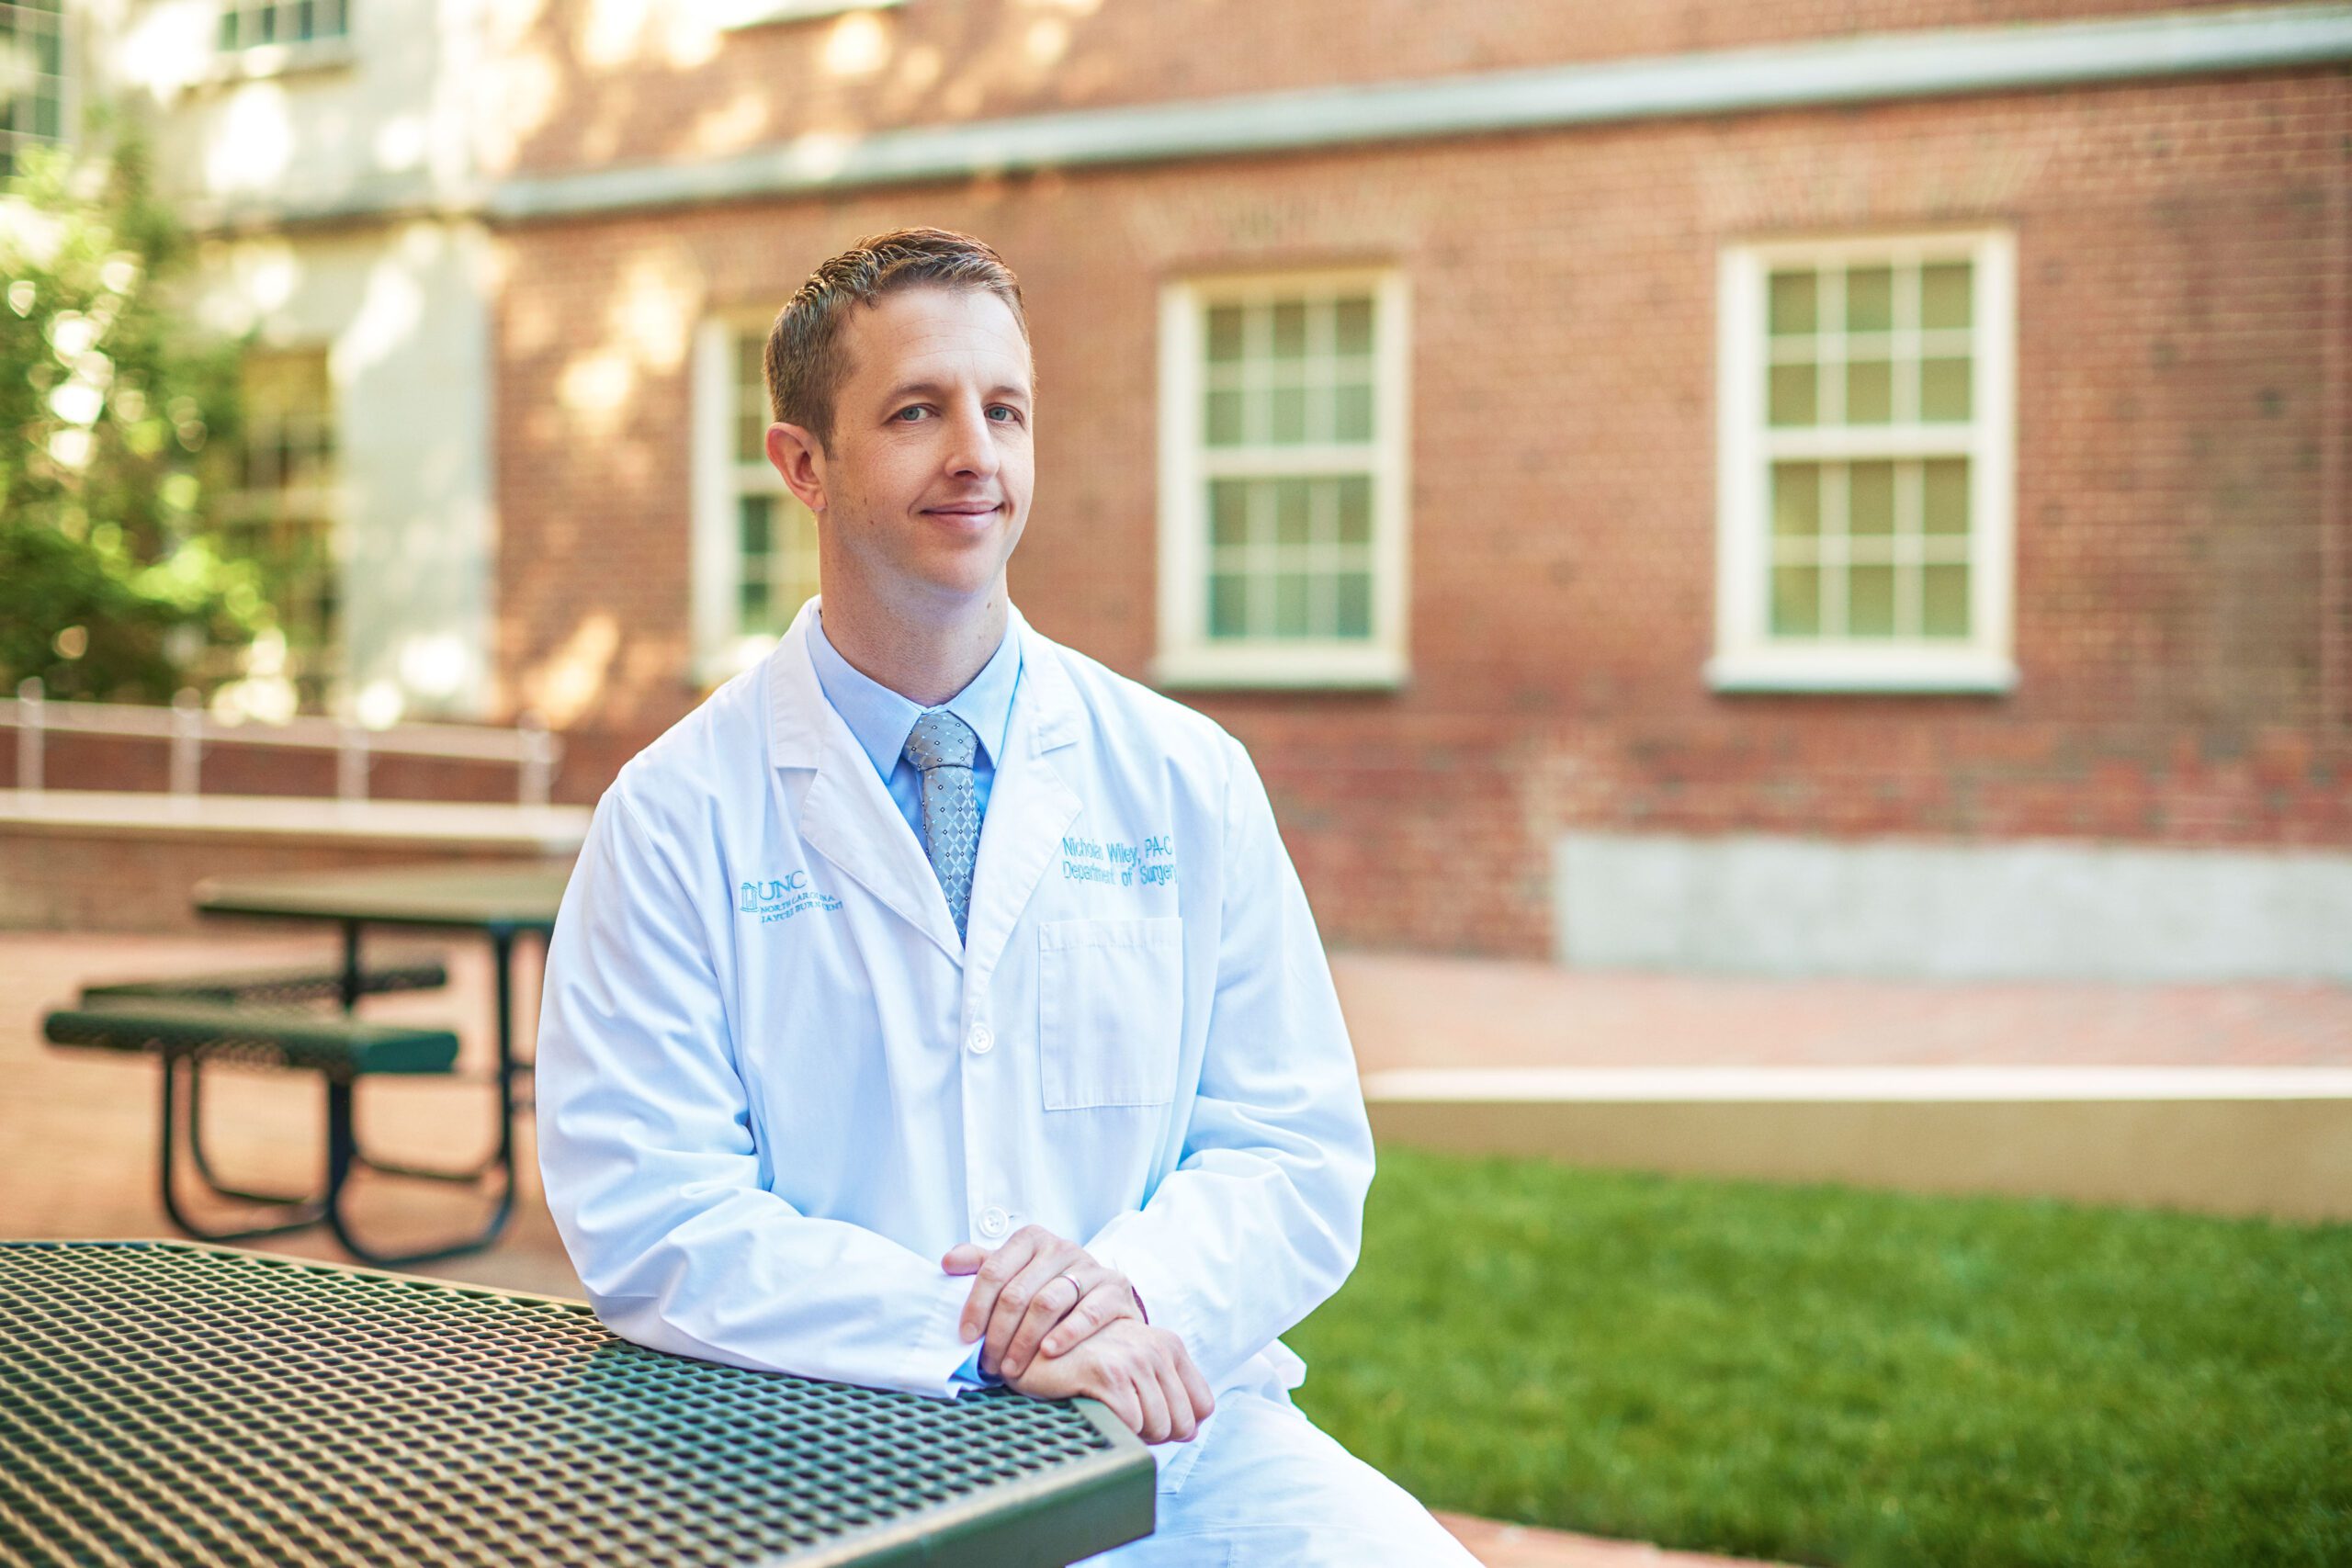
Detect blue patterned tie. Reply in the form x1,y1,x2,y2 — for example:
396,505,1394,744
903,709,980,942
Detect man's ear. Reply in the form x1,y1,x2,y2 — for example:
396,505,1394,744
765,422,827,514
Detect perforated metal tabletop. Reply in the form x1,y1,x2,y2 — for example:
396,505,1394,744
0,1242,1154,1567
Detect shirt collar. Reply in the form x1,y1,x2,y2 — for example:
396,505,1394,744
807,604,1023,781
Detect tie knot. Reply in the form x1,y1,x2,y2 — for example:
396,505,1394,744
903,708,978,773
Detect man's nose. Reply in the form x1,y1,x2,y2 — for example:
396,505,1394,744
942,398,1001,479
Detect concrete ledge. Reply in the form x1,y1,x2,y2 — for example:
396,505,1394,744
1364,1068,2352,1223
1556,830,2352,982
0,792,589,850
0,793,590,933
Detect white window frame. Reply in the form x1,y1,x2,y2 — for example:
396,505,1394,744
1711,230,2018,694
0,0,74,175
718,0,907,28
690,312,820,687
1155,268,1411,690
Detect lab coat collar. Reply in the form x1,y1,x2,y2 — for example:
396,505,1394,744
765,600,1085,968
767,601,1078,761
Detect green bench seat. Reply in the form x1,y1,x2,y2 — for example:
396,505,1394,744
41,998,500,1269
45,1000,459,1078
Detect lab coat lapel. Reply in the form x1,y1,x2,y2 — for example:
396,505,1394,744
766,606,965,965
962,613,1085,983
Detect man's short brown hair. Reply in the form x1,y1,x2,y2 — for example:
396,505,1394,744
763,227,1028,453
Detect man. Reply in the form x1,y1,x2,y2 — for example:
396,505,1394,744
535,228,1478,1563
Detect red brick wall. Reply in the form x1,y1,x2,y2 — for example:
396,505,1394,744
0,828,551,933
491,0,2252,178
492,66,2352,957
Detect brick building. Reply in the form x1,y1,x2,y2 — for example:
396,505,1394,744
67,1,2352,975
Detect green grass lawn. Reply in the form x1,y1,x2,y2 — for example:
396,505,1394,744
1283,1146,2351,1567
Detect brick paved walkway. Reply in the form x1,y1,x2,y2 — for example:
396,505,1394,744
16,928,2346,1566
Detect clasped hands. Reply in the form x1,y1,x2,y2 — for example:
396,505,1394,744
943,1225,1214,1444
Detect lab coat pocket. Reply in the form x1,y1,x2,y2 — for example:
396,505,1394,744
1037,917,1183,1110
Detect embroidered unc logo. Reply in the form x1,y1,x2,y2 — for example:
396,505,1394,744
738,870,842,925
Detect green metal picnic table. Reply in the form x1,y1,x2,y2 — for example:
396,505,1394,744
189,860,574,1254
0,1241,1156,1566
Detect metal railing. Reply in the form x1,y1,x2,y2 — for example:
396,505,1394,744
2,680,560,807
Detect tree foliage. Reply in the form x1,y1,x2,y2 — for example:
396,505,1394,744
1,130,263,703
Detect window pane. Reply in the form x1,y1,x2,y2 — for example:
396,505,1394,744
1206,306,1245,363
1336,476,1372,545
1270,385,1307,445
1921,357,1972,422
1272,573,1310,637
1849,461,1894,537
1921,262,1973,330
1271,302,1307,360
1848,565,1896,637
1771,463,1820,538
736,338,768,462
1208,573,1249,638
1769,364,1816,427
1922,563,1970,637
1204,389,1244,446
1334,571,1372,638
740,581,770,625
1845,266,1893,333
1845,359,1892,424
739,495,772,558
1273,479,1310,545
219,8,239,48
1769,272,1816,336
771,499,820,624
1209,479,1250,546
1770,565,1820,636
1923,458,1969,536
1335,298,1374,355
1333,382,1373,442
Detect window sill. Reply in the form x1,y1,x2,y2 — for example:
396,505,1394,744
1706,648,2017,695
195,38,357,86
718,0,907,29
1151,644,1407,693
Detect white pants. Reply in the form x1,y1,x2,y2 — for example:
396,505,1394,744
1072,1390,1483,1566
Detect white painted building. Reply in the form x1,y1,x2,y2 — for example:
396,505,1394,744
74,0,499,722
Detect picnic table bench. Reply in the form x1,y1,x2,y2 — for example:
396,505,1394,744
40,994,496,1267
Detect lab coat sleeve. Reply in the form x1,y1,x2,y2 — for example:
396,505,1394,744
536,784,979,1400
1080,739,1376,1391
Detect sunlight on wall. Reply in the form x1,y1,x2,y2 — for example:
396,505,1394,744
1024,17,1072,67
823,11,893,77
338,229,435,378
205,85,297,194
373,113,429,174
555,246,702,434
578,0,721,72
689,92,774,159
528,613,620,728
114,0,217,101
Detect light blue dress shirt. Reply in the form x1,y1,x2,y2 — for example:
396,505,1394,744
806,608,1022,856
806,605,1023,1391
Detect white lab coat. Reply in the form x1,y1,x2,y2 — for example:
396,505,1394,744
535,600,1376,1429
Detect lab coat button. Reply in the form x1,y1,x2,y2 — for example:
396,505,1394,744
967,1023,994,1055
978,1206,1009,1238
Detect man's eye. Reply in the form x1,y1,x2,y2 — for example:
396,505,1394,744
987,406,1014,423
895,406,928,422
